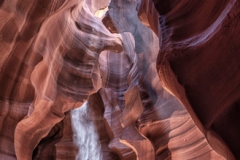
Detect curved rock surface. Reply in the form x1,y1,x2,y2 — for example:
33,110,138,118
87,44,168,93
152,0,240,159
0,0,233,159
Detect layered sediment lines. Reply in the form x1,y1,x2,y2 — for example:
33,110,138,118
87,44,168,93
0,0,232,159
152,0,240,159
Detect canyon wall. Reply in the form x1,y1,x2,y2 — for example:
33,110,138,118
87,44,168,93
153,0,240,159
0,0,238,159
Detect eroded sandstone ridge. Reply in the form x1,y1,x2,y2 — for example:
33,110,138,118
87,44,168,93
153,0,240,159
0,0,237,159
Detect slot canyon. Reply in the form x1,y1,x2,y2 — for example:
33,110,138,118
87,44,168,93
0,0,239,159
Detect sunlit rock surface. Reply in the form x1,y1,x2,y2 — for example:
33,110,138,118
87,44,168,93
0,0,237,159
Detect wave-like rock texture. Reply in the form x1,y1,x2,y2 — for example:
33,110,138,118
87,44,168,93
13,0,123,159
0,0,67,159
152,0,240,159
0,0,228,159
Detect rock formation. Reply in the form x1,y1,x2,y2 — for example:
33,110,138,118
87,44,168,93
0,0,238,159
153,0,240,159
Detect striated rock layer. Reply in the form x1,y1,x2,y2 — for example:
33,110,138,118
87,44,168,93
152,0,240,159
0,0,234,159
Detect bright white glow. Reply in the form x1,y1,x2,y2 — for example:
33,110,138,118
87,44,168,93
94,7,109,19
71,101,103,160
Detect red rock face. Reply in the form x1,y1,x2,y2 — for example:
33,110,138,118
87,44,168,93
0,0,235,159
153,0,240,159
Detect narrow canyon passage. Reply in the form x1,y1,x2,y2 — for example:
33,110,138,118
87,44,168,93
0,0,239,159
